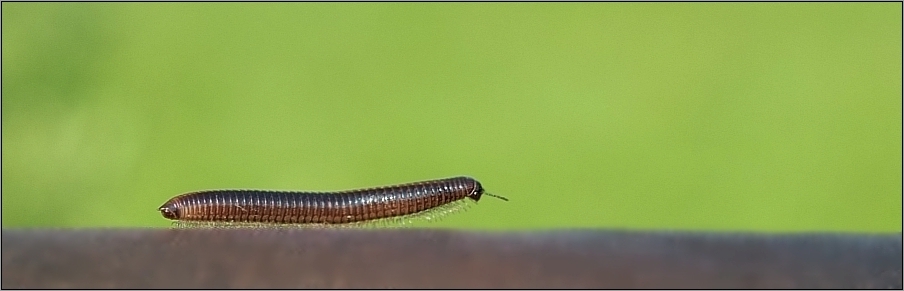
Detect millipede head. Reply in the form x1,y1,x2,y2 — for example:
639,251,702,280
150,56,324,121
159,202,180,220
467,180,509,202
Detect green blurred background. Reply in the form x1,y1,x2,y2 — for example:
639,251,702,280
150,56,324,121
2,3,901,232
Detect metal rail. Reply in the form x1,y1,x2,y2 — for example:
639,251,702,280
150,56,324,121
2,229,901,288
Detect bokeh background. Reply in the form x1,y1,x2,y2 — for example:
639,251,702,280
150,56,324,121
2,3,900,232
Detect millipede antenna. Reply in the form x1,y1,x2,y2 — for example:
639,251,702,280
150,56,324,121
485,192,509,202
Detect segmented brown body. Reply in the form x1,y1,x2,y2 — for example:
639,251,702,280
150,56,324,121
158,176,502,224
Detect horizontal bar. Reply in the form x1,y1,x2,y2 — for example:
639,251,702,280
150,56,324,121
2,229,900,289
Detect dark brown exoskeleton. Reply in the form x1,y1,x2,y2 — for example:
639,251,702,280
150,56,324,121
158,176,507,225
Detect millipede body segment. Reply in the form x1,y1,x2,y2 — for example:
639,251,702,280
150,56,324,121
158,176,507,225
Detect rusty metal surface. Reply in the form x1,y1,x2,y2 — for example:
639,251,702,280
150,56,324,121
2,229,901,289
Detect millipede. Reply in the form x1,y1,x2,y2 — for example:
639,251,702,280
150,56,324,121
158,176,507,227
